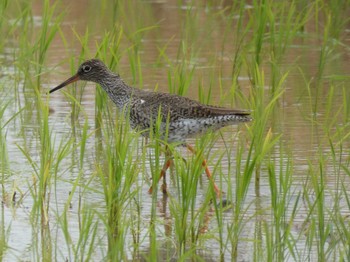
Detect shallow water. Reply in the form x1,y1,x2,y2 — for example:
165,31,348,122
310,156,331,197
1,0,350,261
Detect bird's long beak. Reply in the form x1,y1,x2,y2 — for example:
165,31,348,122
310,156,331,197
49,74,80,94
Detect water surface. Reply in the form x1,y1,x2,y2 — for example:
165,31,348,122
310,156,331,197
1,1,350,261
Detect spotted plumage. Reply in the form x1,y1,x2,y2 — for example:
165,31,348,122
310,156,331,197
50,59,251,143
49,59,252,196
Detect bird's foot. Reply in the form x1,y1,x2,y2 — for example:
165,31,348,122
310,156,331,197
147,183,168,195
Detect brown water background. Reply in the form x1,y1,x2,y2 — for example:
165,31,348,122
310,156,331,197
1,0,350,261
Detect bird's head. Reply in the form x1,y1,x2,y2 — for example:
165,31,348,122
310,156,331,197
49,59,110,94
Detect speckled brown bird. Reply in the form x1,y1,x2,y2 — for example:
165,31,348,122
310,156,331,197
49,59,251,197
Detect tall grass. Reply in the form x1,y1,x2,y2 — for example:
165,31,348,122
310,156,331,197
16,94,53,260
14,0,62,92
0,0,9,52
0,99,12,261
0,0,350,261
95,108,141,261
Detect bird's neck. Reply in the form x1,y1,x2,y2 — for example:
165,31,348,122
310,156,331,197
98,74,135,110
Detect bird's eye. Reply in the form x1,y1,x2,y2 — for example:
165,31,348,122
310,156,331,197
82,65,92,73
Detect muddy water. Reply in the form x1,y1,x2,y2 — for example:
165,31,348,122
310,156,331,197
1,0,350,261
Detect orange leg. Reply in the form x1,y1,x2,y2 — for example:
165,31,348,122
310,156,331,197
186,144,221,198
148,158,172,194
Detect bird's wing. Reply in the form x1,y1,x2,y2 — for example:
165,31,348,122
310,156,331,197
131,91,250,123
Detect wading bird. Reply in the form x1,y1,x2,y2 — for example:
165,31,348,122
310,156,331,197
49,59,251,197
